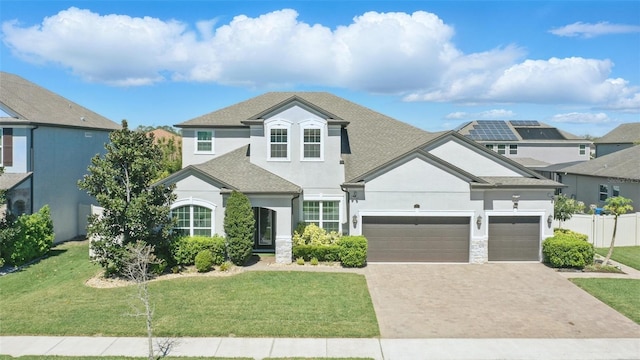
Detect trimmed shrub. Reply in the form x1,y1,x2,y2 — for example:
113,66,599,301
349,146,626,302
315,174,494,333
310,257,319,266
553,228,588,242
224,191,255,265
293,244,341,262
338,236,367,268
296,257,305,265
292,223,340,246
542,234,594,269
172,235,225,266
219,261,232,272
2,205,54,266
195,250,214,272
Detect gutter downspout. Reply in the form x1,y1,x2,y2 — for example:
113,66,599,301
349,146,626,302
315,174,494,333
29,126,38,214
340,185,350,235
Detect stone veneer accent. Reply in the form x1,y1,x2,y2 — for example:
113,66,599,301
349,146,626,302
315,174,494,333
275,236,292,264
470,237,488,264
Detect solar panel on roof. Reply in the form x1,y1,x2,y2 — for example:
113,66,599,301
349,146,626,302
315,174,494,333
510,120,540,126
466,121,518,141
515,127,565,140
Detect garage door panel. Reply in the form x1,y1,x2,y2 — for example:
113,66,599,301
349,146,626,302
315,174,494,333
488,216,540,261
364,216,470,262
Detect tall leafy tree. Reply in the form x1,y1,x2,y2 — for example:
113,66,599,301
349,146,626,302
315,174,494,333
79,120,176,275
602,196,634,264
223,191,255,265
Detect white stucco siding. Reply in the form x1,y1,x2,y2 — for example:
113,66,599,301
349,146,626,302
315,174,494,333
512,143,589,164
250,106,345,190
429,140,522,177
172,175,225,236
33,126,111,242
181,128,250,167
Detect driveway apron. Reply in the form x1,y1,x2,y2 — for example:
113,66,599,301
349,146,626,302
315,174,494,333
364,263,640,338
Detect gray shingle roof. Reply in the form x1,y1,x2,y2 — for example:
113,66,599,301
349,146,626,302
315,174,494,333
475,176,563,188
191,145,301,194
594,122,640,144
177,92,439,181
0,72,119,131
0,172,31,190
558,145,640,180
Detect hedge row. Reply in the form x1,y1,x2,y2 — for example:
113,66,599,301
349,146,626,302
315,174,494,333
0,206,55,266
542,229,594,269
293,235,368,268
171,235,226,266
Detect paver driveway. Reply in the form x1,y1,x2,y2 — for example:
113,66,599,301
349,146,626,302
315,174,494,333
364,263,640,338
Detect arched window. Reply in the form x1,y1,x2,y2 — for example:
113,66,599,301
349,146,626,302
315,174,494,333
171,199,216,237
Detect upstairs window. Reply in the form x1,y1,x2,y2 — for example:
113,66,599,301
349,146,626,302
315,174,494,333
485,144,494,151
599,184,609,202
509,144,518,155
579,144,586,155
269,128,289,160
303,128,322,160
0,128,11,167
497,144,506,155
196,131,213,153
0,128,3,166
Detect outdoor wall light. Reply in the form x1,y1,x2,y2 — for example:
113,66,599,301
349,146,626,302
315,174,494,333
352,215,358,228
547,215,553,228
476,215,482,228
512,194,520,210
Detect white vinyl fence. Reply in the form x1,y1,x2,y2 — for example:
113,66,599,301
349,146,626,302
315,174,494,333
554,212,640,248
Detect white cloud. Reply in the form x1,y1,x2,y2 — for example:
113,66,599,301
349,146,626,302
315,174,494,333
445,109,515,120
550,112,612,124
549,22,640,38
2,7,638,112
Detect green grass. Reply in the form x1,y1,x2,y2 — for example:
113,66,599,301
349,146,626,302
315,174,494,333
595,246,640,270
570,278,640,324
0,242,379,337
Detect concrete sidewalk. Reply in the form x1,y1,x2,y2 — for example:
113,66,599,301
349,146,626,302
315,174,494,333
1,336,639,359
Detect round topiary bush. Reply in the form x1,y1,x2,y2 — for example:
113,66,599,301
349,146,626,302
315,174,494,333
195,249,214,273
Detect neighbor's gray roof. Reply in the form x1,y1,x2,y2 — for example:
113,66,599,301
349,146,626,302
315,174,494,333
559,145,640,180
0,172,31,190
0,72,119,131
474,176,564,188
594,122,640,144
177,92,440,182
191,145,301,194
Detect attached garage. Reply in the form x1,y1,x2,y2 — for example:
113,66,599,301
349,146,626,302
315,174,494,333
488,216,540,261
363,216,471,262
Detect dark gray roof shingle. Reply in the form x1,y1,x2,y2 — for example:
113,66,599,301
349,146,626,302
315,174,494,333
0,72,119,131
594,123,640,144
558,145,640,180
177,92,439,181
192,145,301,194
0,172,31,190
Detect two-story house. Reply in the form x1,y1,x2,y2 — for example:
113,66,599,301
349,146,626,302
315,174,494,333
0,72,120,241
594,122,640,158
160,93,561,264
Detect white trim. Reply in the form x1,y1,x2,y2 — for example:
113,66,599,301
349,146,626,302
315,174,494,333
171,197,217,236
194,130,214,154
299,119,325,162
266,119,292,161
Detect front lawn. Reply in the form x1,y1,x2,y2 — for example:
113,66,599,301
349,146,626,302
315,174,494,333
0,242,379,337
595,246,640,270
570,278,640,324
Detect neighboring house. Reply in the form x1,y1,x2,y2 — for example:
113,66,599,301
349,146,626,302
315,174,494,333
159,92,560,264
456,120,591,167
0,72,120,241
594,122,640,158
558,145,640,208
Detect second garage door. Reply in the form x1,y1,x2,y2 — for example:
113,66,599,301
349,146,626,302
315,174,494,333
363,216,470,262
488,216,540,261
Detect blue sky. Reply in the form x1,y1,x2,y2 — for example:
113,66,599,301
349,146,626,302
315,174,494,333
1,1,639,136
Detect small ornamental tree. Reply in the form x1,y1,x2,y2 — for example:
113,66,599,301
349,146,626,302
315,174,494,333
554,194,585,228
602,196,634,264
78,120,176,276
223,191,255,265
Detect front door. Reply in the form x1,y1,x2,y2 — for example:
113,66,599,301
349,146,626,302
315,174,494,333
253,207,276,252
